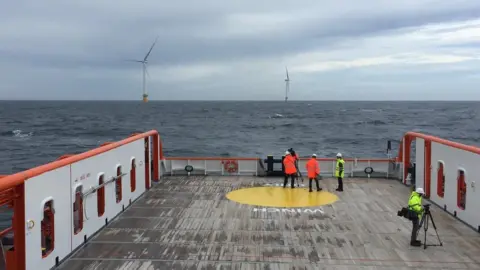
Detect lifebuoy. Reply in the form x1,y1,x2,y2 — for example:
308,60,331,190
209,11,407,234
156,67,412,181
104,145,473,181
185,165,194,172
223,160,238,173
364,167,374,174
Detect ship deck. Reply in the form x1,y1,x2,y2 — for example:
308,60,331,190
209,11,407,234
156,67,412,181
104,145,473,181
59,176,480,270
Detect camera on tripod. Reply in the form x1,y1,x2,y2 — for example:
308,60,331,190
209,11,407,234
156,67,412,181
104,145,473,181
397,207,415,220
398,203,432,221
397,207,410,219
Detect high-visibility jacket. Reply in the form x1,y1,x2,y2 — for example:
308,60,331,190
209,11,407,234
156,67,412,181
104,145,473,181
408,191,423,219
283,155,297,174
290,153,299,166
335,158,345,178
305,158,320,178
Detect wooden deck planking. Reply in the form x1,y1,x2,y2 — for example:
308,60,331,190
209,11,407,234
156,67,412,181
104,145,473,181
58,176,480,269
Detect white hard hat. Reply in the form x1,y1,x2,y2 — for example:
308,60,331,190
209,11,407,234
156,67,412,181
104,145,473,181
336,153,342,157
312,154,317,157
416,187,425,194
285,151,290,155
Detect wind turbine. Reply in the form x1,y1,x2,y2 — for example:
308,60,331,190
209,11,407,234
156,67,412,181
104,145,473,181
126,37,158,103
284,67,290,102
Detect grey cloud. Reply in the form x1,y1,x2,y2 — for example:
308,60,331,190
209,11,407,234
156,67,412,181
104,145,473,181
1,0,480,99
3,0,480,68
439,42,480,49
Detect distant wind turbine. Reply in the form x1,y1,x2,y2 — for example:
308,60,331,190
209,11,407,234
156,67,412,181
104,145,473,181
126,37,158,103
284,67,290,102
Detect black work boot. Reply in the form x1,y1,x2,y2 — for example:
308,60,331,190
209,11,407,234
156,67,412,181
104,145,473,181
410,240,421,247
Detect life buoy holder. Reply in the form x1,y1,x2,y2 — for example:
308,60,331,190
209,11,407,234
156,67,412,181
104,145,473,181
223,160,239,173
364,167,374,174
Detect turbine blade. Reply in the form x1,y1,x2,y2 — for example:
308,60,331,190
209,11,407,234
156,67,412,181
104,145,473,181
124,59,143,63
144,36,159,61
285,67,289,80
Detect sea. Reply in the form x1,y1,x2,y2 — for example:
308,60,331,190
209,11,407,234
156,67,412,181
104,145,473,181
0,100,479,175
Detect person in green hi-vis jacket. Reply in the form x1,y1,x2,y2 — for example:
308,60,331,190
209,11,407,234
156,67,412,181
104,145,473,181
408,187,425,247
335,153,344,191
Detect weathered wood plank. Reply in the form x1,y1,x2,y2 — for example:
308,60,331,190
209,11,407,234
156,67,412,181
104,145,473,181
58,176,480,269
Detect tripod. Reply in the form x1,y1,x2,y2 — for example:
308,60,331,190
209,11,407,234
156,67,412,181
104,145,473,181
416,204,443,249
294,162,303,187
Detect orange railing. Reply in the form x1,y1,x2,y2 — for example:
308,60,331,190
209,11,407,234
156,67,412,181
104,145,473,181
396,131,480,195
0,130,162,270
5,128,480,269
165,157,392,162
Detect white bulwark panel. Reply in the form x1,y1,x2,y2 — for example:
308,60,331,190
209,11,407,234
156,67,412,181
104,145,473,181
164,159,260,176
350,160,390,178
69,139,145,250
415,138,425,189
317,160,336,176
429,142,479,229
23,138,148,270
17,129,480,270
24,166,72,270
163,158,393,179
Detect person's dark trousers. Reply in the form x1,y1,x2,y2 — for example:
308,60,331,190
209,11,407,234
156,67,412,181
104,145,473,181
284,174,295,188
336,177,343,191
410,215,421,245
309,178,321,192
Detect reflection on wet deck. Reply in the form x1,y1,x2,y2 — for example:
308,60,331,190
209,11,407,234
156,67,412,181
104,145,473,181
59,176,480,269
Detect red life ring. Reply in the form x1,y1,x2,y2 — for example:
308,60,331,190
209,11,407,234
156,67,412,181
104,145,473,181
223,160,238,173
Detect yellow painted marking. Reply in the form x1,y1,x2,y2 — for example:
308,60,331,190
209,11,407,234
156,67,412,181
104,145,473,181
226,187,338,207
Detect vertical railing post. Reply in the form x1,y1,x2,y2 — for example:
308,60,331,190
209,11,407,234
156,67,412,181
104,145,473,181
159,135,164,160
152,134,159,182
403,136,412,184
402,138,405,184
11,183,26,270
424,140,432,198
332,160,335,177
349,161,353,177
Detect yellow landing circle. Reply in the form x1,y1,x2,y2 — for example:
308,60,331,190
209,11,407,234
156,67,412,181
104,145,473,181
226,187,338,208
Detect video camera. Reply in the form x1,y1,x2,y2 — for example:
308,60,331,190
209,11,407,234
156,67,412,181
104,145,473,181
399,203,442,249
397,207,410,219
397,203,431,220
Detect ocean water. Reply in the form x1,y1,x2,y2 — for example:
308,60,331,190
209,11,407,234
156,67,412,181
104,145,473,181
0,100,479,175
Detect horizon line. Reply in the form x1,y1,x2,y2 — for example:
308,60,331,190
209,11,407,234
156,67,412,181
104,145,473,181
0,99,479,102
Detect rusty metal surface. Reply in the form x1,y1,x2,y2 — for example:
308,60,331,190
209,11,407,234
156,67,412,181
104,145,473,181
58,176,480,269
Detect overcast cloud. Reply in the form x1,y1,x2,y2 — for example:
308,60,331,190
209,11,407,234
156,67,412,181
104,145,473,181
1,0,480,100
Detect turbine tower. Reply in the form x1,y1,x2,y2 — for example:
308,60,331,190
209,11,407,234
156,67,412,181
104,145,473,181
127,37,158,103
284,67,290,102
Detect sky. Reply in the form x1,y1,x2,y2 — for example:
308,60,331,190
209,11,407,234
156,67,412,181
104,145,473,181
1,0,480,101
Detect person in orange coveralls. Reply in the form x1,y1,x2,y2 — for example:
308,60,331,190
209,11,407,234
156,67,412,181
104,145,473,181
288,148,300,183
283,151,297,188
305,154,321,192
